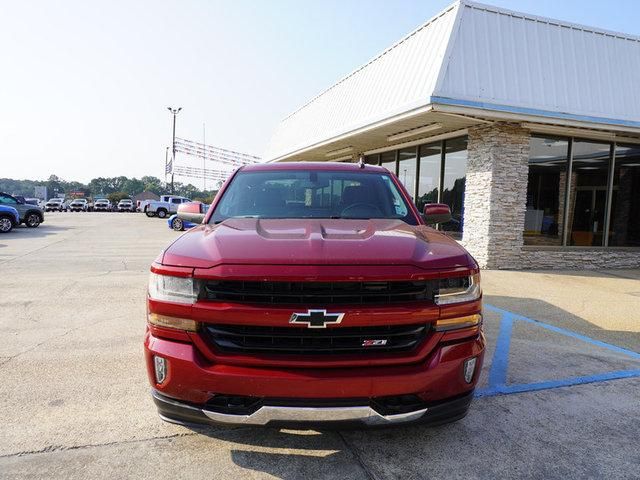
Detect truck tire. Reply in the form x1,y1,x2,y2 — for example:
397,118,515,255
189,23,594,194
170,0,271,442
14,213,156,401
25,212,41,228
0,215,14,233
146,211,156,217
156,209,168,219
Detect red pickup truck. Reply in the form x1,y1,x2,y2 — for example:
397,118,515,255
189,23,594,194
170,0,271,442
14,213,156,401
145,162,484,428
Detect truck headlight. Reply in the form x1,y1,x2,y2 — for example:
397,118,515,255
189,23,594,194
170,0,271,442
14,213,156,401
434,273,481,305
148,272,200,304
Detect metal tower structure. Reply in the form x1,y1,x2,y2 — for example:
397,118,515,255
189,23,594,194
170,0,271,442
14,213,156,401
165,137,261,188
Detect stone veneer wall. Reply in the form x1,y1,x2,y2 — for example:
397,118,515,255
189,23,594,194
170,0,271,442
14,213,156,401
520,249,640,269
462,123,530,269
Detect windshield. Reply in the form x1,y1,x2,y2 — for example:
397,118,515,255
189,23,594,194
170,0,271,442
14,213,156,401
210,170,416,225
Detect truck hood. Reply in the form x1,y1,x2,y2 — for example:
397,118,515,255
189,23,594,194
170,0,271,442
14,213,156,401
161,218,475,270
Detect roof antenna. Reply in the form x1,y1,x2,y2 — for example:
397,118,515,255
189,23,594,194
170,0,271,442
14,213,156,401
358,155,366,169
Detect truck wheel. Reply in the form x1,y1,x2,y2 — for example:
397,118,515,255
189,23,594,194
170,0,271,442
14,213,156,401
25,213,41,228
146,211,156,218
0,216,13,233
156,209,167,219
171,218,184,231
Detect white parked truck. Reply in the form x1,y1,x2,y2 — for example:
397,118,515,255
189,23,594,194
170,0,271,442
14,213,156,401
139,195,170,214
143,195,192,218
94,199,112,212
117,198,136,212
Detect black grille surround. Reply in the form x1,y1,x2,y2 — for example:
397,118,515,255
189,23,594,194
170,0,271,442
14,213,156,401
204,323,429,356
203,280,438,305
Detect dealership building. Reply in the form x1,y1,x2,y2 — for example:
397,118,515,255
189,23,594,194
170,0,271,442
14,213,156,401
266,1,640,269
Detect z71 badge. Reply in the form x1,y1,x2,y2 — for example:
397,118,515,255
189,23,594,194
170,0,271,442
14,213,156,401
362,339,388,347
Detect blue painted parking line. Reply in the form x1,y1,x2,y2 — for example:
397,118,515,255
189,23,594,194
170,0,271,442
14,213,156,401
477,369,640,397
486,311,513,389
475,304,640,398
484,304,640,360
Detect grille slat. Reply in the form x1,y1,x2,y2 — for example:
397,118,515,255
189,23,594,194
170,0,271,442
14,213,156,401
204,323,428,356
204,280,436,305
206,325,426,339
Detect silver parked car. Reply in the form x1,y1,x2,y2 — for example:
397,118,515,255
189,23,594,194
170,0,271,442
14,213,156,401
0,192,45,227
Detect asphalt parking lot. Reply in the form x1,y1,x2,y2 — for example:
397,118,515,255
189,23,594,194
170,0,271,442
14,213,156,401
1,213,639,479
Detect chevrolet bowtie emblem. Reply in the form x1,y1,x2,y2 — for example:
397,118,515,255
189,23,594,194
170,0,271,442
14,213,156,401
289,309,345,328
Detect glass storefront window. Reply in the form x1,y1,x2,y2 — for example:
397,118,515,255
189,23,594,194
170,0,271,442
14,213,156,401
397,148,417,200
524,136,569,246
367,136,469,238
567,140,611,246
364,133,638,250
441,137,467,238
609,144,640,247
380,151,396,175
417,143,441,212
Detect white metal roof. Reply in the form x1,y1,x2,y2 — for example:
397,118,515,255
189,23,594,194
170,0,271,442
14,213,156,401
266,0,640,161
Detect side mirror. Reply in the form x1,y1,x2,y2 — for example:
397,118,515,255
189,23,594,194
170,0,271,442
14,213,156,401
423,203,451,225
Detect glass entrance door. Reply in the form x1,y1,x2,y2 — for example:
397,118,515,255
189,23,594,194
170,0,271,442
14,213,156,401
571,187,607,246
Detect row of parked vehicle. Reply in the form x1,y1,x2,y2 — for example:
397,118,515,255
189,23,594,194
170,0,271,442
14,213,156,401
0,192,45,233
0,189,215,234
44,198,137,212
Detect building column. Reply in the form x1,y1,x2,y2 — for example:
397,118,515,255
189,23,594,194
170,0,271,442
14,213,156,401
462,123,530,269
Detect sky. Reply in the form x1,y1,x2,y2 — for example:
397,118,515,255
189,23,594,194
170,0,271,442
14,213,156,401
1,0,639,184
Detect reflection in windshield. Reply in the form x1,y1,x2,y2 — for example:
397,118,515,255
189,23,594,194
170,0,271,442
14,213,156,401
211,170,416,225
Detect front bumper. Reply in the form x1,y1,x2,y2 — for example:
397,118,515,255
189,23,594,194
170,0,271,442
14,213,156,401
145,330,484,402
152,389,474,428
145,326,484,429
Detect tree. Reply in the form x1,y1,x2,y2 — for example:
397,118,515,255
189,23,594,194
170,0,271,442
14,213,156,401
46,175,64,197
107,191,130,204
140,176,164,195
122,178,145,196
88,177,112,196
110,176,129,192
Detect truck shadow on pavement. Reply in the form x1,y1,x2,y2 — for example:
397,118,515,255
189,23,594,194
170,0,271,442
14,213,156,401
176,297,640,479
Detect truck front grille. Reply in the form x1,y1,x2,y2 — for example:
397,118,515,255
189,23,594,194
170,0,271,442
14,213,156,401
203,323,428,355
203,280,436,305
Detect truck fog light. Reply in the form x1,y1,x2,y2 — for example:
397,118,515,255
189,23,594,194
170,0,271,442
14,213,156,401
463,357,477,383
154,356,167,384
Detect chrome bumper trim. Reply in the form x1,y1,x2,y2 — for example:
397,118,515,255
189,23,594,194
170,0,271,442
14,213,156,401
202,405,428,426
154,391,427,426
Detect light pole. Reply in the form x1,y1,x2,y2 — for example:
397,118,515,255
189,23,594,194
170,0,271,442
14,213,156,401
164,146,170,187
167,107,182,193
